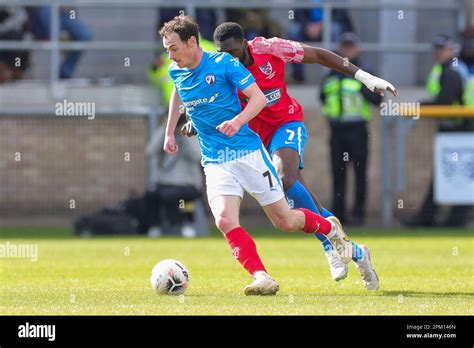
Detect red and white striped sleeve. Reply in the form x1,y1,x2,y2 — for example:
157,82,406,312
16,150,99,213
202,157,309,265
251,37,305,63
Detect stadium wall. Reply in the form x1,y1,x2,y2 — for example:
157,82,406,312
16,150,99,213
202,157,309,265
0,84,434,225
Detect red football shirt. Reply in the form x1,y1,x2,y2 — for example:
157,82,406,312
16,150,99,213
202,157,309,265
238,37,305,146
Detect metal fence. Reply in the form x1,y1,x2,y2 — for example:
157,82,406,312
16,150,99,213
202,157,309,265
0,0,464,82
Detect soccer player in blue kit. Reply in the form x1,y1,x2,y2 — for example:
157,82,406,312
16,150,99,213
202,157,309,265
159,15,354,295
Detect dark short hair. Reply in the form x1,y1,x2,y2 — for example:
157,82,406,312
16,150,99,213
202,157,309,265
214,22,245,43
159,15,200,46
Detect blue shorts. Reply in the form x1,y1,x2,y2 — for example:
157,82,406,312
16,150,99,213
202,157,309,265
267,121,307,169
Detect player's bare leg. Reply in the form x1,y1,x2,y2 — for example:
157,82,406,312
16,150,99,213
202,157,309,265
209,195,279,296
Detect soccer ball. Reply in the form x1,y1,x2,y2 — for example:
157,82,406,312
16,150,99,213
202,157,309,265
150,259,190,295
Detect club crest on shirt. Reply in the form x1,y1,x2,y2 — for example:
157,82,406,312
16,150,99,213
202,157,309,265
259,61,273,75
259,61,275,79
205,74,216,85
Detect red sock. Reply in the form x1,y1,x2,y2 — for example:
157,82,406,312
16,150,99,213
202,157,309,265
224,227,266,276
298,208,332,235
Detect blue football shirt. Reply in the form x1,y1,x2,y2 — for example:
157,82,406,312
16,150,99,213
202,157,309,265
169,51,262,165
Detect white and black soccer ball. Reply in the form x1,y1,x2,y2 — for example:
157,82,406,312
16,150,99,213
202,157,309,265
150,259,190,295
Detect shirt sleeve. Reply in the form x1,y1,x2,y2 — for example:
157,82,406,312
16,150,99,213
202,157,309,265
251,37,304,63
223,53,256,90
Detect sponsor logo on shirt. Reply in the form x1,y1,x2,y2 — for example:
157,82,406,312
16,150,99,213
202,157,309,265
263,88,282,106
183,93,219,111
241,88,281,107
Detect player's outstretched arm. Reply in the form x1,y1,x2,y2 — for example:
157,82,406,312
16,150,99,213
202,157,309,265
251,37,397,97
216,83,266,137
164,87,182,155
301,44,398,97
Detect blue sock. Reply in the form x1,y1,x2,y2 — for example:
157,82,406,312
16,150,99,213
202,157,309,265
315,233,334,252
286,180,334,251
321,208,334,218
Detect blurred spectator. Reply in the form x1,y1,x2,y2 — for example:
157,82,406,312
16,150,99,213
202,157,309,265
226,9,281,40
30,6,92,79
145,115,204,238
157,8,216,41
460,27,474,105
460,26,474,73
0,6,29,82
288,0,353,82
319,33,381,225
403,35,473,227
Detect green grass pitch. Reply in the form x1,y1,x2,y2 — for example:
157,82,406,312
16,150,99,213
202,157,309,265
0,227,472,315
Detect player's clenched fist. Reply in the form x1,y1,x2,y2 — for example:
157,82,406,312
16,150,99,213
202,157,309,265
163,134,179,155
216,117,243,137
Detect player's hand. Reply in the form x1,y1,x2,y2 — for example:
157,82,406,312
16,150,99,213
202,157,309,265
216,117,243,137
180,120,197,137
355,70,398,97
163,134,179,155
370,76,397,96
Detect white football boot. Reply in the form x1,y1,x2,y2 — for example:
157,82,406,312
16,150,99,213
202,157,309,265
326,216,353,264
325,249,348,281
244,271,280,296
354,244,379,290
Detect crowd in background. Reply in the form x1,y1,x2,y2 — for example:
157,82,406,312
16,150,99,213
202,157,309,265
0,5,354,83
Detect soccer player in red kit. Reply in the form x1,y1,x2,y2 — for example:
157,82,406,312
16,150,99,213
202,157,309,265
209,22,397,290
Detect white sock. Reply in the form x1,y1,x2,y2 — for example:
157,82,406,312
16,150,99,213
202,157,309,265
253,270,268,279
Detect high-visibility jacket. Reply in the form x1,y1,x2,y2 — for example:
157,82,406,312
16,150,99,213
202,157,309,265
425,60,469,128
321,75,371,122
464,75,474,106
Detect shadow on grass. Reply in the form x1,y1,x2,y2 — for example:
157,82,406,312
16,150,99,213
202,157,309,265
280,291,474,299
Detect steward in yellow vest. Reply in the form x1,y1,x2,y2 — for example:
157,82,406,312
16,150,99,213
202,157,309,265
402,35,472,228
319,32,382,225
424,35,473,131
460,27,474,107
